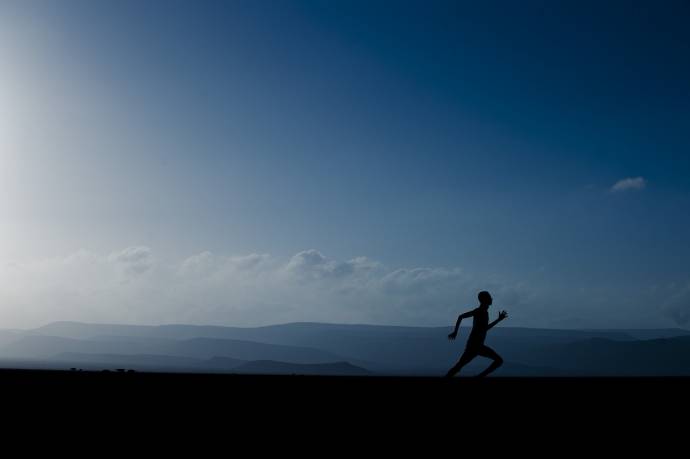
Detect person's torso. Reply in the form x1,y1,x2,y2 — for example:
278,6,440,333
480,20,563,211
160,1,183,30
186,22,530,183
468,308,489,345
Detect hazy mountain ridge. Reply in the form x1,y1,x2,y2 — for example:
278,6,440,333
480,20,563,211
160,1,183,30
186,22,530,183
0,334,355,365
1,322,688,376
531,336,690,375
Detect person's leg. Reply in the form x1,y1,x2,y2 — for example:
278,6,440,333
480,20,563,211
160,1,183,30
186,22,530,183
476,345,504,377
445,348,477,378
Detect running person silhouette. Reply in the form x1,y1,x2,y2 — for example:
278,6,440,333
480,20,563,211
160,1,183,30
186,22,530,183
445,291,508,378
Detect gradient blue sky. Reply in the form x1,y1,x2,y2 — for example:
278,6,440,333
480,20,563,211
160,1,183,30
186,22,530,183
1,1,689,328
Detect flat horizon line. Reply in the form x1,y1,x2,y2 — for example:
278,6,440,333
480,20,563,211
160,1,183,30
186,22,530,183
20,320,690,333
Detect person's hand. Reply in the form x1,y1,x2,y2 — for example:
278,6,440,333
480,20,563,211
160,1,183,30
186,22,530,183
499,310,508,321
448,331,457,341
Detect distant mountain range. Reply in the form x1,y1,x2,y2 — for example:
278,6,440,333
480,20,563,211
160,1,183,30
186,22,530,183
0,321,688,376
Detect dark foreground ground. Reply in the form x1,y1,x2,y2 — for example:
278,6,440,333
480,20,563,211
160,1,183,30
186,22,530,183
2,368,684,446
3,368,687,413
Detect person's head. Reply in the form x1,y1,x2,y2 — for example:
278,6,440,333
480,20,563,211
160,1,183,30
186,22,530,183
478,291,492,306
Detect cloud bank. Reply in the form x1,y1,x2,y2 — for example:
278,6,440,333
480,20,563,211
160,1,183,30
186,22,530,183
0,247,534,329
611,177,647,192
1,246,683,330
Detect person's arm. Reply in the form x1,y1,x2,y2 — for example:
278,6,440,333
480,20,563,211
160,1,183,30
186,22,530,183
448,310,475,340
487,311,508,331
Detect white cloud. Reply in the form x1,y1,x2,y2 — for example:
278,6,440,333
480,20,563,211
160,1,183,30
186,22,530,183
107,246,154,276
611,176,647,192
285,250,380,281
662,282,690,326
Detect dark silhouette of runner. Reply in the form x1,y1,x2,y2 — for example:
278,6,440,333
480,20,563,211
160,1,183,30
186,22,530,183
445,291,508,378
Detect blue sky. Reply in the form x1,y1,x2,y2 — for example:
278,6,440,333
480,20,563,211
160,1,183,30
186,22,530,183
0,1,689,328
